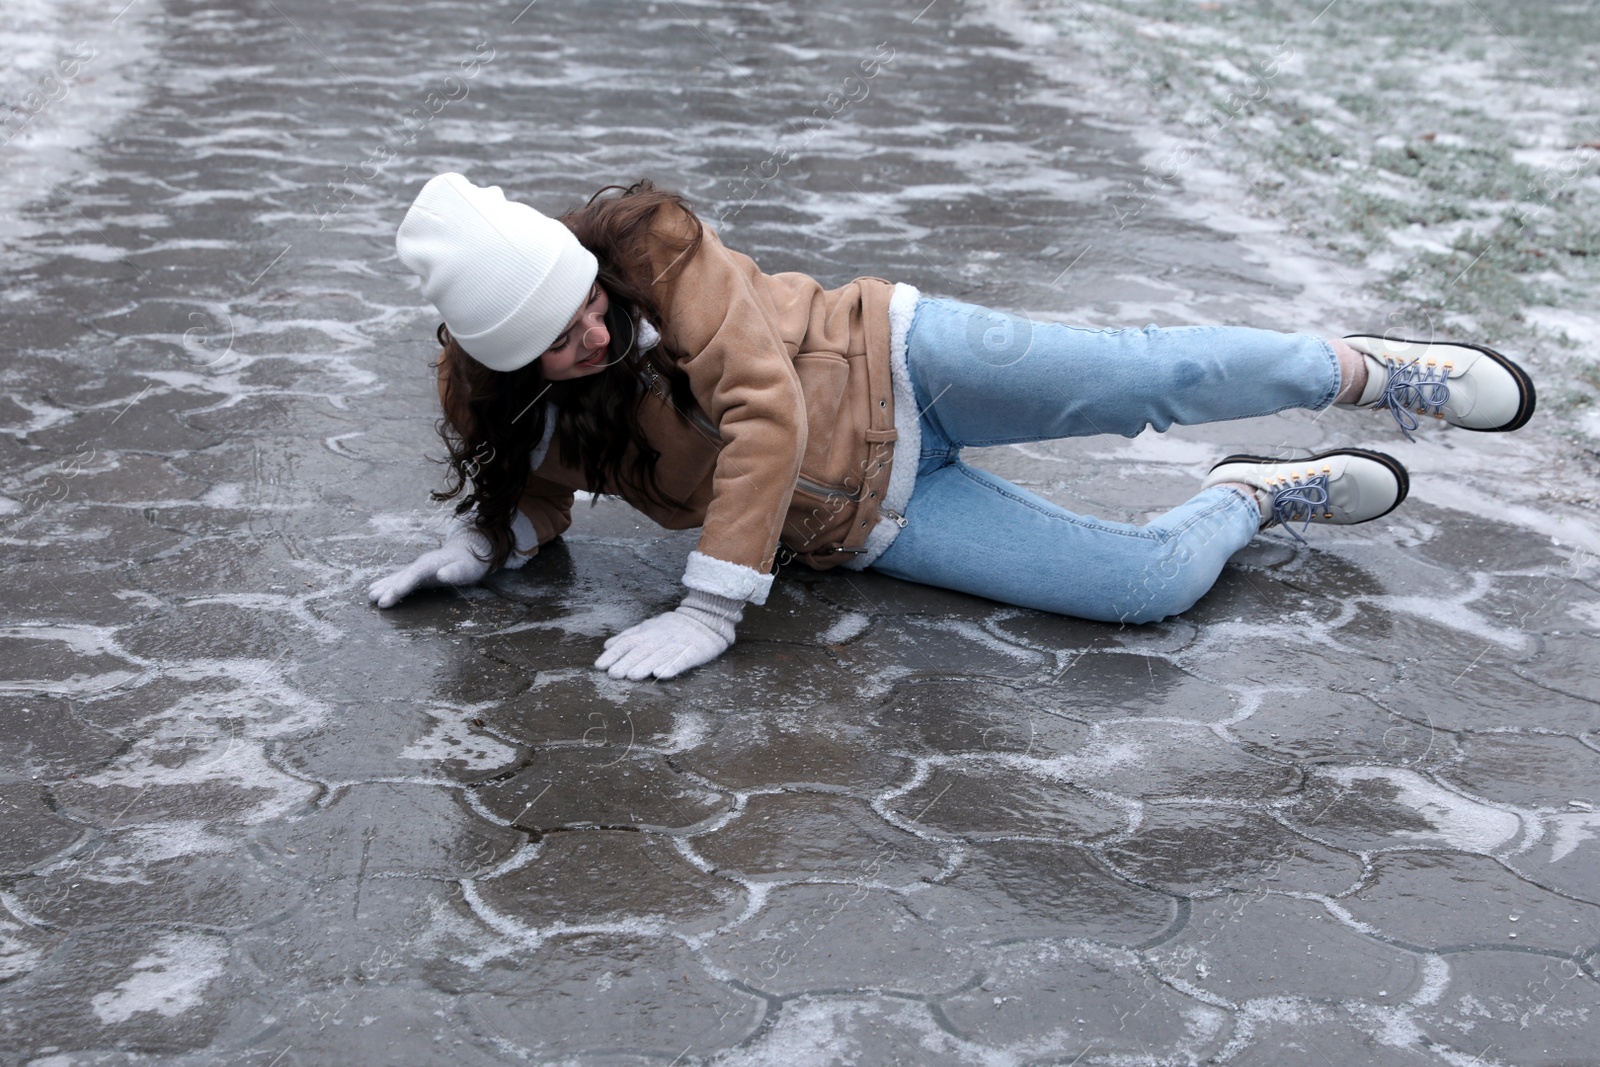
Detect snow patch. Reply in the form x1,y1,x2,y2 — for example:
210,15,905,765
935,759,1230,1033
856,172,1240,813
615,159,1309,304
90,933,228,1024
82,735,315,825
1325,766,1522,852
400,709,519,771
821,611,871,645
1542,811,1600,863
0,918,47,981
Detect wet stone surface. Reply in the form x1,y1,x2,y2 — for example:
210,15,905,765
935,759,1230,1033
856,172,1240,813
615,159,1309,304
1102,806,1364,898
476,828,746,935
1149,894,1427,1004
704,885,979,998
942,940,1232,1058
888,762,1129,841
2,0,1599,1063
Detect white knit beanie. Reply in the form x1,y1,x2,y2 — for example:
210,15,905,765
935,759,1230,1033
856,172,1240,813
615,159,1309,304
396,173,598,372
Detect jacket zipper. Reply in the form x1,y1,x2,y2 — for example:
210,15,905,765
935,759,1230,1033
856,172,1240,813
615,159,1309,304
796,476,857,502
644,366,727,445
688,406,722,442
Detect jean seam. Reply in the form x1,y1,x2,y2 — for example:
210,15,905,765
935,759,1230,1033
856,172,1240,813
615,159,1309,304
1310,335,1340,410
951,391,1333,447
912,312,1337,444
904,298,935,415
1198,485,1264,541
1149,489,1256,546
951,465,1243,544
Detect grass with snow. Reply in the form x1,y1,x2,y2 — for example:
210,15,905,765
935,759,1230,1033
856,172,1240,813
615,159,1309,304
1037,0,1600,440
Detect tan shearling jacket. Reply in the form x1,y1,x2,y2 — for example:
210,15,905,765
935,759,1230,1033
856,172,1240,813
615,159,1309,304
511,207,903,604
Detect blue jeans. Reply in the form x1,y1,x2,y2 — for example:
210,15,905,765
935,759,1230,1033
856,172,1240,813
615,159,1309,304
869,298,1341,623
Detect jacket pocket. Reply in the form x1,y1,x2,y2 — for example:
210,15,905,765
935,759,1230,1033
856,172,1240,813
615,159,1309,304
792,352,850,479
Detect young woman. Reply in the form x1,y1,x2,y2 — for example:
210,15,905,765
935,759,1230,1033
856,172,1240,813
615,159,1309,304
369,173,1536,680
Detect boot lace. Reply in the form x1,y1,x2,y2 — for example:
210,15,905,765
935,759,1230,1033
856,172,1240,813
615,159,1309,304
1374,357,1452,441
1265,468,1333,544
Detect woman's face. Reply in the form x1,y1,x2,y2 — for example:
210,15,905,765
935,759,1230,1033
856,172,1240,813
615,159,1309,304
539,282,612,380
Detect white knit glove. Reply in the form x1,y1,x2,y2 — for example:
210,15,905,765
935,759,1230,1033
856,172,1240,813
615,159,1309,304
367,512,536,609
595,589,744,680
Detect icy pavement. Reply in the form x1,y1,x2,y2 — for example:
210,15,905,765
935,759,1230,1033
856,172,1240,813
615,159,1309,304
2,0,1598,1065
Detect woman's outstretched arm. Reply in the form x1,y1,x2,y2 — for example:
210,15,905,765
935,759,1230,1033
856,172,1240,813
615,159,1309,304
594,212,806,680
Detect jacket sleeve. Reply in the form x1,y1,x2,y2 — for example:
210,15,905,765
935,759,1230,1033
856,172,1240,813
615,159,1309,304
515,474,574,554
649,211,804,605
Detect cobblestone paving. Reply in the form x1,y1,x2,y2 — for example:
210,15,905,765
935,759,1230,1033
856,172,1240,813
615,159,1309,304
3,0,1599,1064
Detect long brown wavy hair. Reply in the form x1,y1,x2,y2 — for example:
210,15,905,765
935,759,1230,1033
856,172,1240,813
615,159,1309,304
429,180,704,568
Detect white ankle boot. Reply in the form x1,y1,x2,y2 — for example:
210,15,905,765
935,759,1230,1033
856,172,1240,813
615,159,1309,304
1343,334,1536,440
1203,448,1410,542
